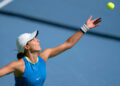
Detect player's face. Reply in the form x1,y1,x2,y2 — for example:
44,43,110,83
26,38,41,52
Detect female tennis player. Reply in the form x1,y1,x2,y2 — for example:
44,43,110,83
0,16,101,86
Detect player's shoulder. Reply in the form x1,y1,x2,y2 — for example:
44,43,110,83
13,58,25,77
38,48,51,62
16,58,25,66
10,58,25,69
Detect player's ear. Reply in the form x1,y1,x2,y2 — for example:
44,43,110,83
24,45,30,50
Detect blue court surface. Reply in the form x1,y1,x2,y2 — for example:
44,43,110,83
0,0,120,86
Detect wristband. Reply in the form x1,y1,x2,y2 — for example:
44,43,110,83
80,24,89,33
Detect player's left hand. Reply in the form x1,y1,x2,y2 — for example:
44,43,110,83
86,16,101,29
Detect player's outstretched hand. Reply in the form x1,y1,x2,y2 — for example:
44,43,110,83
86,16,101,29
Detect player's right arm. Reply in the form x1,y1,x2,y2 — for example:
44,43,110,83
0,61,18,77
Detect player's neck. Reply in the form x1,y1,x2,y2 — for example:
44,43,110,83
25,51,39,64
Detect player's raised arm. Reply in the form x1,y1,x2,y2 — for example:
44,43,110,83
39,16,101,61
65,16,101,46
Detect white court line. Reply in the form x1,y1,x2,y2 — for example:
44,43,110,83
0,0,13,8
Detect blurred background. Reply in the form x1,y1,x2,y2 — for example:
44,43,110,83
0,0,120,86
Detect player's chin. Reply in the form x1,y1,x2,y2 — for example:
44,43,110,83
34,47,41,52
37,47,42,51
39,47,42,51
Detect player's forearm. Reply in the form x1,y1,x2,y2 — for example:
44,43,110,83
66,29,84,47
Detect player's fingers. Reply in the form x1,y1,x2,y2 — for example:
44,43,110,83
96,24,100,26
94,18,102,24
88,16,92,21
94,20,101,24
94,17,101,22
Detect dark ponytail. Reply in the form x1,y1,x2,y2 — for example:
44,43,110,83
17,52,25,59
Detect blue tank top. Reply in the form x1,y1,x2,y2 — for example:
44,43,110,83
15,56,46,86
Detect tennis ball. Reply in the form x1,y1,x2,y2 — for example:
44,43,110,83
107,2,115,10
